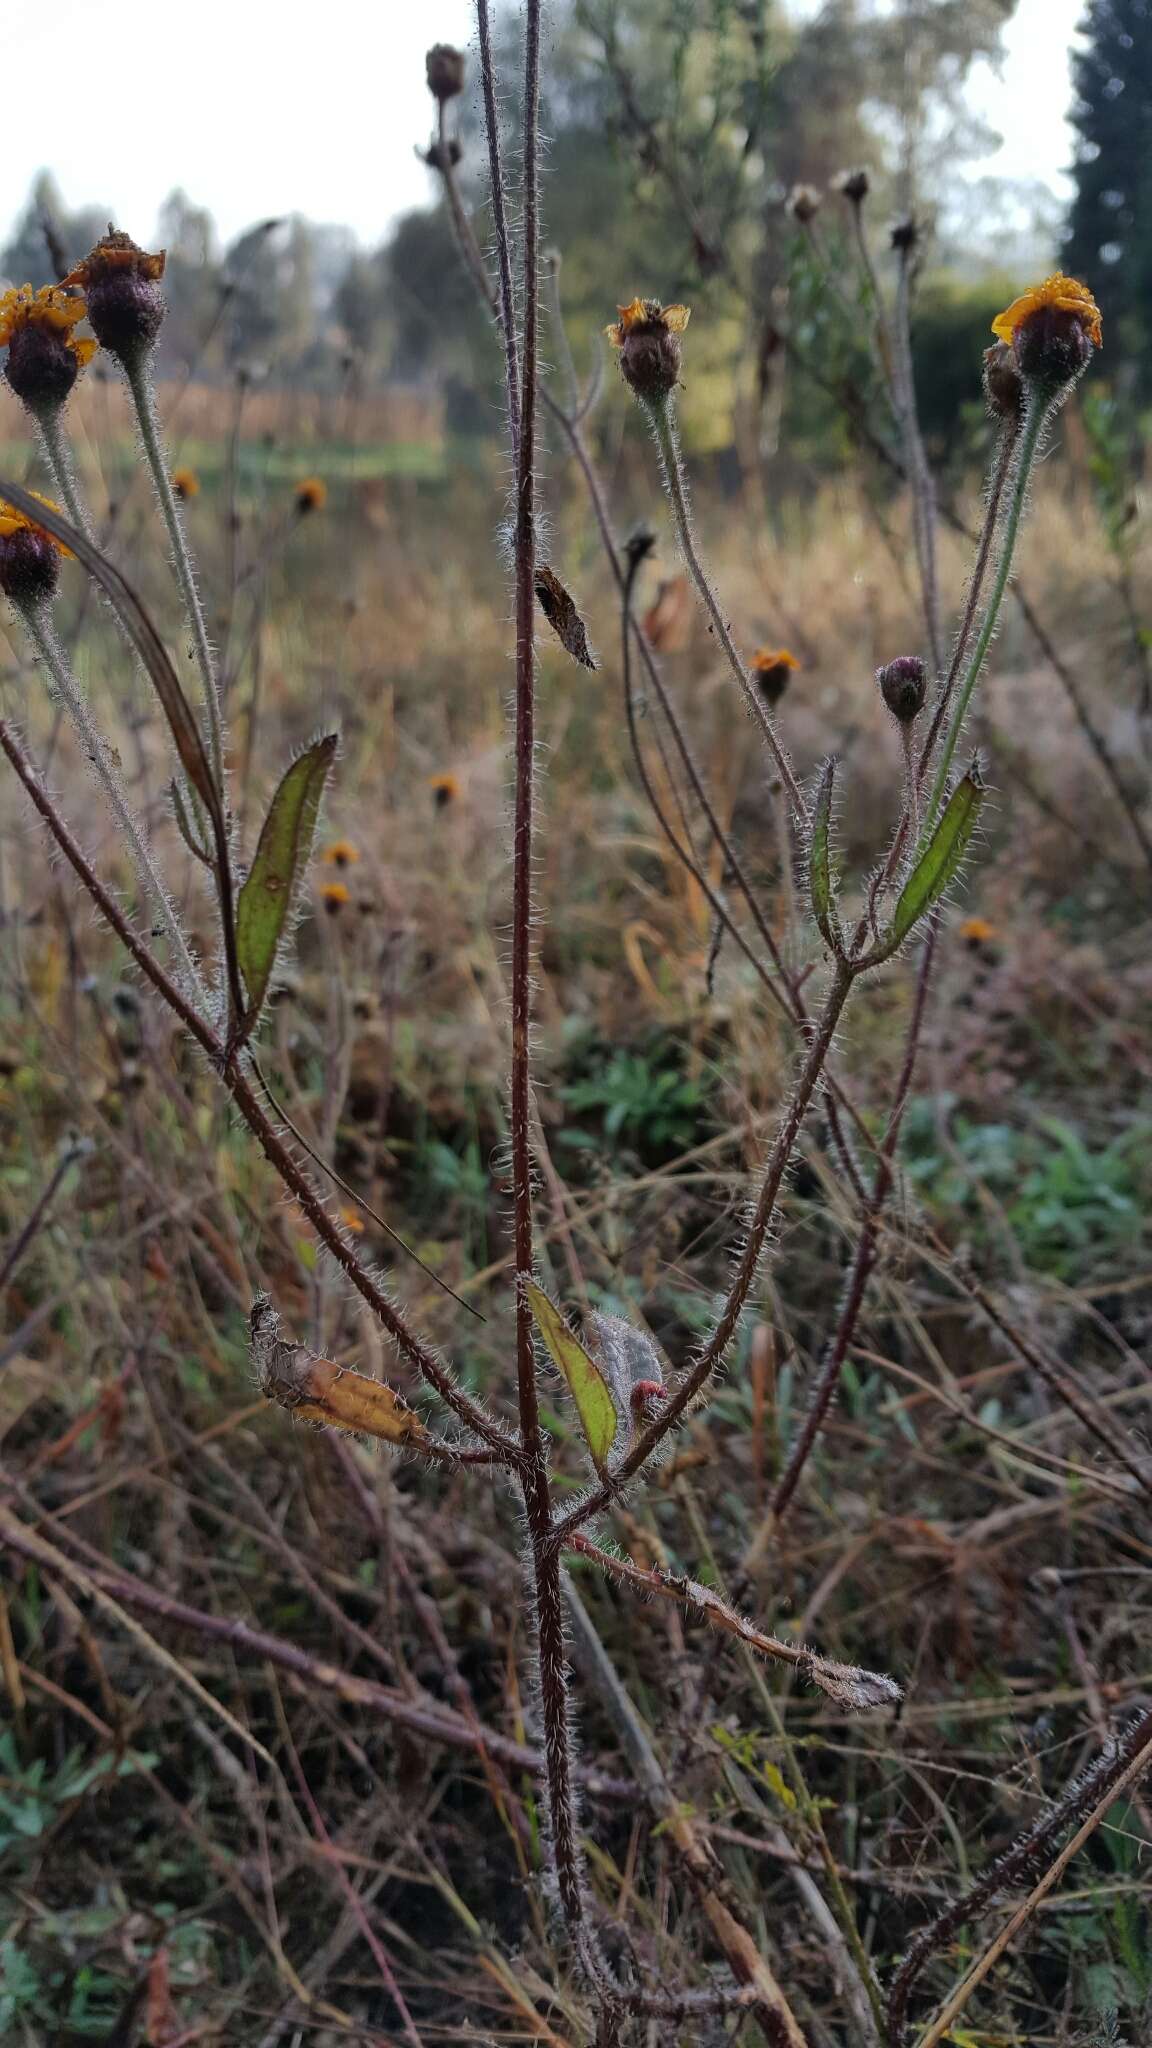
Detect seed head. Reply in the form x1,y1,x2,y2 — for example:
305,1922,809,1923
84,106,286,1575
426,43,466,102
0,493,73,607
833,167,870,205
751,647,800,707
62,230,166,363
889,216,920,255
0,285,97,414
606,297,691,404
991,273,1102,392
786,184,822,225
877,654,926,724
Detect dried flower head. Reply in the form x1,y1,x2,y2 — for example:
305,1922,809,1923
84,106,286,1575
320,880,351,913
889,216,920,254
0,492,73,606
429,772,460,808
877,654,926,724
959,915,997,946
833,167,870,204
992,273,1102,388
982,342,1024,421
751,646,800,707
171,467,200,501
421,138,463,172
63,230,166,361
295,477,327,515
339,1205,366,1235
606,297,691,404
786,184,822,226
323,838,360,868
426,43,466,101
0,284,97,412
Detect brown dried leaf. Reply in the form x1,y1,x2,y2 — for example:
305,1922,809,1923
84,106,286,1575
534,564,598,669
249,1294,429,1447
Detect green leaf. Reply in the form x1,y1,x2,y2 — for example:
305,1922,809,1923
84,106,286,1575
808,758,841,951
888,768,985,950
523,1279,619,1473
236,737,337,1028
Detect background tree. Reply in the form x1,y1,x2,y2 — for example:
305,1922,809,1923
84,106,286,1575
1065,0,1152,373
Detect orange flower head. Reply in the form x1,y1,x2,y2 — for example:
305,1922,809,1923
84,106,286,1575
0,492,73,606
429,772,460,809
992,274,1102,387
959,916,998,947
339,1205,366,1235
751,646,799,707
320,880,351,912
323,838,360,868
172,467,200,501
606,297,690,403
0,284,97,411
63,230,167,361
295,476,327,515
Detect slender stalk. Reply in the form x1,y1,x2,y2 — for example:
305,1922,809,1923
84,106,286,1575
891,244,942,672
35,406,94,542
921,417,1019,770
123,355,226,791
17,602,207,1008
0,717,517,1463
644,395,810,824
772,918,937,1520
475,0,522,450
553,960,855,1537
921,390,1047,837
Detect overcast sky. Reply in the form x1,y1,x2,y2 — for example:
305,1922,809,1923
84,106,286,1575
4,0,1084,258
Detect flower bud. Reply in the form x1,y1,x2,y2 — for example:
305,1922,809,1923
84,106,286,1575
606,297,691,405
877,654,926,724
426,43,466,102
421,138,463,172
982,343,1024,420
62,231,166,364
889,216,920,255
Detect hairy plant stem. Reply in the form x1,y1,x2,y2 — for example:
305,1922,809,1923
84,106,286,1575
124,354,226,792
772,918,938,1521
0,716,516,1462
35,405,95,542
475,0,521,447
644,394,810,824
921,389,1047,837
17,601,207,1008
554,958,856,1537
892,245,942,672
489,0,594,1965
921,416,1020,768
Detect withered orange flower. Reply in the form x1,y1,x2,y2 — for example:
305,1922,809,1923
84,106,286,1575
605,297,691,349
0,285,97,409
429,772,460,808
295,477,327,514
62,230,166,290
323,839,360,867
62,230,167,358
171,467,200,501
992,275,1102,352
0,491,73,555
751,647,799,708
959,916,998,946
320,880,351,911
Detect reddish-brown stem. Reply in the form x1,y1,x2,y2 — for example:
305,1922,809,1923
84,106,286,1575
772,917,938,1520
553,959,855,1537
0,719,515,1463
475,0,522,450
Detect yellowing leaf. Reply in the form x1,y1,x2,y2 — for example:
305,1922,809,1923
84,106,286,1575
523,1279,618,1472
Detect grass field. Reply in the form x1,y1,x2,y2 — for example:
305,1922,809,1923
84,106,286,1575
2,348,1151,2045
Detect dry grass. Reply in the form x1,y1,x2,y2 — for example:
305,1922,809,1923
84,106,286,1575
1,375,1151,2044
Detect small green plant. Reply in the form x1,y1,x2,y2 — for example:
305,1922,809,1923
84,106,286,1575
560,1042,711,1161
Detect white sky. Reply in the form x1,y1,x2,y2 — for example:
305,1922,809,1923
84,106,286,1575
3,0,1084,258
